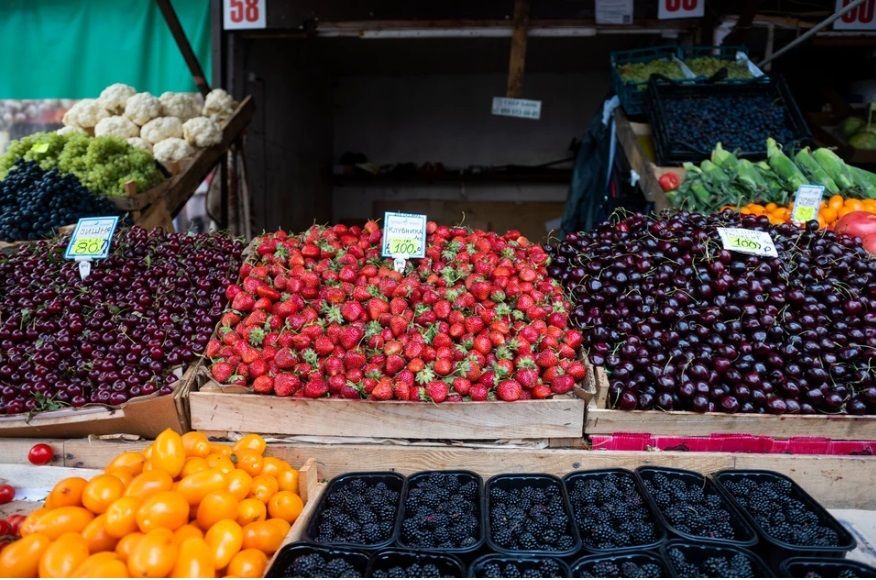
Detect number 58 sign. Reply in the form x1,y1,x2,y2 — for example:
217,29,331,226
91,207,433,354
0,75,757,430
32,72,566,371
658,0,705,19
224,0,266,30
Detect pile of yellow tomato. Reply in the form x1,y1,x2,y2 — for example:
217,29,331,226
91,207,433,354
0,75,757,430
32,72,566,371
738,195,876,229
0,430,304,578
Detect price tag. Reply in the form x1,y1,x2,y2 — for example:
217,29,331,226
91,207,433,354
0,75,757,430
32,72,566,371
32,142,50,154
381,212,427,262
791,184,825,224
717,227,778,258
595,0,634,24
658,0,705,19
223,0,266,30
64,217,119,260
491,97,542,120
834,0,876,30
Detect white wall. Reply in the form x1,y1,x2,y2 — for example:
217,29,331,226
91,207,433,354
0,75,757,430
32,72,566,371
331,72,610,222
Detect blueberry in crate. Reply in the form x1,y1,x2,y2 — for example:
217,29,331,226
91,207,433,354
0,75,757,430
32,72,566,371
470,554,570,578
398,470,483,553
266,542,369,578
662,541,772,578
570,552,668,578
636,467,756,547
305,472,404,549
485,474,581,556
564,468,665,551
779,557,876,578
368,548,464,578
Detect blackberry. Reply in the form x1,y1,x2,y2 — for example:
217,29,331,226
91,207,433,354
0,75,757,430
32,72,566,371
489,480,575,552
668,546,756,578
642,471,740,540
286,552,362,578
477,558,562,578
371,562,449,578
575,558,663,578
722,476,842,547
401,472,480,549
314,477,400,545
567,472,658,549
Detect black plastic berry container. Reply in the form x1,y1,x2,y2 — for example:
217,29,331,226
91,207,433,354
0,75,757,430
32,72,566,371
265,541,370,578
635,466,758,549
662,540,773,578
367,548,465,578
304,471,406,550
469,554,571,578
396,470,485,558
570,551,669,578
563,468,667,554
484,473,582,558
713,470,857,567
778,557,876,578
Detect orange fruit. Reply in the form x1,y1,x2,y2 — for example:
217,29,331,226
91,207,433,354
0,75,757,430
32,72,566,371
226,469,253,501
248,475,278,504
181,432,211,458
234,450,264,477
128,528,178,578
105,496,142,538
226,549,268,578
277,469,299,493
81,514,119,553
136,490,190,532
233,434,266,456
39,532,89,578
196,491,239,530
205,519,243,569
236,498,267,527
82,474,126,514
125,470,174,500
268,491,304,523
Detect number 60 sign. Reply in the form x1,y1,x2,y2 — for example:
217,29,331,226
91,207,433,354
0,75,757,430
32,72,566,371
223,0,266,30
658,0,705,19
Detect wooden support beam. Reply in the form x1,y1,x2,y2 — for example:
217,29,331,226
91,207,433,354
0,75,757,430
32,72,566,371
155,0,211,96
506,0,530,98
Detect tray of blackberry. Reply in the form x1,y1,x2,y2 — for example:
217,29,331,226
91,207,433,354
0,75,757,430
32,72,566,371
485,474,581,557
662,541,773,578
368,548,465,578
469,554,570,578
0,161,127,242
304,472,405,550
570,552,668,578
564,469,666,552
397,470,484,556
635,467,757,548
779,557,876,578
714,470,856,562
266,542,369,578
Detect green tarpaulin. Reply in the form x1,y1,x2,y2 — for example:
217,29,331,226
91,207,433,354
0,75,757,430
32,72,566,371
0,0,211,99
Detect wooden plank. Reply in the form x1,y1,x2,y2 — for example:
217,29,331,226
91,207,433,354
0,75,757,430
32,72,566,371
613,109,670,211
506,0,530,98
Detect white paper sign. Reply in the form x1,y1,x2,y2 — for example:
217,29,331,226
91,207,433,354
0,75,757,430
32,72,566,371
595,0,634,24
658,0,705,19
834,0,876,30
492,97,542,120
791,184,826,224
381,212,427,259
64,217,119,260
223,0,266,30
717,227,778,257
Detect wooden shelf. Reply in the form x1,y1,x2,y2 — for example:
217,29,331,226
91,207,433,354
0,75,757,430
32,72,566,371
333,169,572,186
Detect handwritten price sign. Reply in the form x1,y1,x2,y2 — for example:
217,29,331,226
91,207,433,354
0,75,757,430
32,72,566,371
381,212,427,259
658,0,705,19
64,217,118,260
223,0,266,30
717,227,778,258
791,184,825,225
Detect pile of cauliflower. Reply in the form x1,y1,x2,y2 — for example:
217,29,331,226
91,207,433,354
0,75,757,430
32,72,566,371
60,83,237,174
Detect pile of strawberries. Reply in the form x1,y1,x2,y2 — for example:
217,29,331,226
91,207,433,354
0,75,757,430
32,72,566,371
206,221,585,402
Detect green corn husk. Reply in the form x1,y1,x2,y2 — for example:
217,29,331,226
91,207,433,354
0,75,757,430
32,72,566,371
811,147,855,191
793,148,840,195
848,166,876,199
711,142,739,171
767,138,807,192
735,158,770,195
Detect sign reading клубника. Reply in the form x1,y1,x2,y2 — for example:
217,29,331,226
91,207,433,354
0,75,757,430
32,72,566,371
381,212,427,272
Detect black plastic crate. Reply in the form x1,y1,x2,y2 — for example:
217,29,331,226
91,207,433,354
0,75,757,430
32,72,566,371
570,551,668,578
304,471,406,550
396,470,485,557
610,45,687,117
645,75,811,165
713,470,857,568
367,548,465,578
662,541,772,577
485,473,581,557
469,554,571,578
563,468,666,553
635,466,758,549
779,557,876,578
266,542,370,578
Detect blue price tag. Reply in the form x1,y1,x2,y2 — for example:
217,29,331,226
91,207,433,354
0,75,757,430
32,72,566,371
64,216,119,260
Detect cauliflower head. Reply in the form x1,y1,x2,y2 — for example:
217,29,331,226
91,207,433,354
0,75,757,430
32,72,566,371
140,116,184,144
202,88,236,123
63,99,110,129
183,116,222,148
98,83,136,114
94,115,140,139
152,137,194,173
127,137,153,152
124,92,162,126
159,92,202,121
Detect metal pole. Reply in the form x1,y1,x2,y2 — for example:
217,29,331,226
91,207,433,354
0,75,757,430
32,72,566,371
758,0,866,68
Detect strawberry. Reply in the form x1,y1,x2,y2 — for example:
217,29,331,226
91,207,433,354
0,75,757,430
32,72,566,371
303,378,328,398
256,285,281,301
514,358,539,389
469,383,489,401
497,379,522,401
225,284,243,301
366,298,389,321
472,334,492,355
248,359,268,378
433,300,451,320
314,336,335,356
324,356,345,376
389,316,408,337
534,349,559,369
393,380,411,401
252,375,274,394
385,354,406,375
550,374,575,394
338,325,364,350
340,383,363,399
464,316,485,335
210,362,233,383
327,374,346,395
434,357,453,376
452,377,471,396
343,350,366,370
563,329,583,350
371,379,393,401
532,384,553,399
425,381,449,403
404,340,424,360
232,292,255,312
206,340,222,358
275,348,296,369
566,361,587,381
341,301,365,322
274,373,300,397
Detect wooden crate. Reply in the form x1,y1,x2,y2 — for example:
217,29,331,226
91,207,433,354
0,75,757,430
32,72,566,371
0,366,193,439
585,364,876,440
0,464,102,520
266,457,326,573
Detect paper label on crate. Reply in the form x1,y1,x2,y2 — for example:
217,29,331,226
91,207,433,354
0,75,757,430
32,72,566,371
223,0,266,29
64,216,119,260
717,227,778,257
595,0,633,24
791,184,825,224
833,0,876,30
491,97,542,120
658,0,705,19
382,212,427,259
